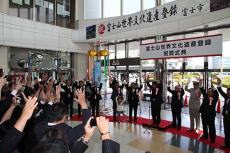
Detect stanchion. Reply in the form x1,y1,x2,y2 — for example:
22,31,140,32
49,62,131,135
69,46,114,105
143,102,152,134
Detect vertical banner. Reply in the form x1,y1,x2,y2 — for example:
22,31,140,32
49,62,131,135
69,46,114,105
94,60,101,85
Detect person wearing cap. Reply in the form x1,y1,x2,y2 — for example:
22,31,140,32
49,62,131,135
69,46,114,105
185,78,201,133
216,77,230,148
167,81,184,130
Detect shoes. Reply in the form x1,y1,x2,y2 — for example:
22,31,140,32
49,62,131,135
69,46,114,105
187,129,194,132
200,135,208,139
210,140,215,143
194,129,200,134
221,145,230,148
176,127,181,130
171,124,176,128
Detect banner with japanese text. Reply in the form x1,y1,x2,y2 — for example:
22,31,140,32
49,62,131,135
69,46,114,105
94,0,210,38
140,35,223,59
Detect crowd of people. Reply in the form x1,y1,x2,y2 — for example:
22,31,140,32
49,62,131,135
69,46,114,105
0,73,120,153
0,72,230,153
109,75,230,147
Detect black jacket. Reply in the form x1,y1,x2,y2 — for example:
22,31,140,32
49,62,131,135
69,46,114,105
33,109,91,146
63,85,74,103
125,84,143,104
110,83,124,101
167,87,185,109
147,81,163,103
102,139,120,153
199,87,219,117
90,83,102,101
0,127,24,153
217,86,230,117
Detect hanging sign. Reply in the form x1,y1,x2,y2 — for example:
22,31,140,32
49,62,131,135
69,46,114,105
140,34,223,59
91,0,210,38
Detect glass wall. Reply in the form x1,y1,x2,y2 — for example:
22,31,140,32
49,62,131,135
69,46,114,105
116,43,126,59
143,0,156,10
109,45,115,60
103,0,121,18
122,0,141,15
128,41,140,58
9,0,75,28
84,0,101,19
9,0,33,19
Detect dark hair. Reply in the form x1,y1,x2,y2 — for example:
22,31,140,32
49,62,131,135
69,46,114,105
227,88,230,92
41,128,68,145
152,81,157,85
32,139,69,153
47,103,67,123
34,77,38,80
24,87,36,98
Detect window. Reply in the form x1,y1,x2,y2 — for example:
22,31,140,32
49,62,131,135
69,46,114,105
103,0,121,18
143,0,155,10
162,0,175,4
122,0,141,15
128,41,140,58
167,58,183,69
116,43,126,59
9,0,75,28
9,0,33,20
185,57,204,69
84,0,101,19
109,45,115,60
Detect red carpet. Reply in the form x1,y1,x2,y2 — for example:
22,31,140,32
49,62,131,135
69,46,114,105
72,115,230,152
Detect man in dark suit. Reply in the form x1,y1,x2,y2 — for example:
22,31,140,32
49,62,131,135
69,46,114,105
63,79,74,118
90,82,102,117
167,81,184,130
216,77,230,148
199,80,219,143
109,77,124,122
33,89,91,148
147,80,163,127
125,82,143,123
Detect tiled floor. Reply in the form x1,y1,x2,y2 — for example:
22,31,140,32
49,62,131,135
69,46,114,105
97,96,225,137
68,121,224,153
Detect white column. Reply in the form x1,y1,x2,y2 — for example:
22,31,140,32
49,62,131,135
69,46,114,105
75,0,84,20
0,46,10,72
73,52,88,80
0,0,9,14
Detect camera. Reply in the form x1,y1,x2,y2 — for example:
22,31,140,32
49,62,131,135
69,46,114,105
90,118,97,127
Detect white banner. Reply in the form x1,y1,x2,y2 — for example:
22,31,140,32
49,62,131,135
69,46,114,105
140,35,223,59
94,0,210,38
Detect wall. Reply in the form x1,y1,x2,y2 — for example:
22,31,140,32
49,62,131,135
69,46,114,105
0,46,9,71
0,12,89,53
73,53,88,80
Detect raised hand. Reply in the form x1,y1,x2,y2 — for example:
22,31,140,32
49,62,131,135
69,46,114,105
74,89,87,109
15,77,22,91
167,80,172,86
96,116,110,138
20,97,38,121
14,97,38,132
0,76,7,88
21,92,28,103
83,117,96,141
